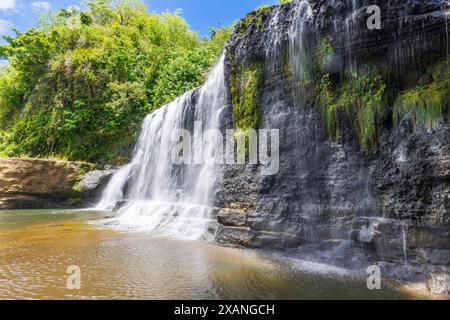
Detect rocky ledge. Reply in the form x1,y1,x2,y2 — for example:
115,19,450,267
0,158,115,209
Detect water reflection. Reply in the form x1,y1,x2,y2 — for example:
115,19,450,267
0,210,408,300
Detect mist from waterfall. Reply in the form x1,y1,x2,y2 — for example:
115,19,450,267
96,55,227,239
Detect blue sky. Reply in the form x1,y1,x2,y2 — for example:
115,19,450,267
0,0,279,40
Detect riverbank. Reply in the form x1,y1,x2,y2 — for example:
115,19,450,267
0,157,115,210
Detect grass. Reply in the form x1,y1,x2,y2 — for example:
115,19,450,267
319,38,334,71
307,39,449,151
314,66,386,150
393,60,450,129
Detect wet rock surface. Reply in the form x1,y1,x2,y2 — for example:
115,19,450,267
75,168,118,193
213,0,450,282
217,209,248,227
75,167,119,205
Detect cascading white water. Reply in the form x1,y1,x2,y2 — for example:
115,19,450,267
264,0,313,79
289,1,313,79
288,0,313,106
97,55,227,239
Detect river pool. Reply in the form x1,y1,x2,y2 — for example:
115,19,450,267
0,209,413,300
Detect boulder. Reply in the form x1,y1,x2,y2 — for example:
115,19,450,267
75,168,117,193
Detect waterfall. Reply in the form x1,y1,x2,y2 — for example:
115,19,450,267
96,55,227,239
289,0,313,93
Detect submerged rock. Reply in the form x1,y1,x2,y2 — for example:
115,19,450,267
75,169,117,192
112,200,129,212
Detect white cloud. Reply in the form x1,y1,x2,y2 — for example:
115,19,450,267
0,19,12,35
0,0,16,12
31,1,51,11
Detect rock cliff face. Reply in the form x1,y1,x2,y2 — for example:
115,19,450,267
212,0,450,278
0,158,113,209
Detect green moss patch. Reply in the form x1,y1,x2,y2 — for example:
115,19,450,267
304,39,449,152
314,66,387,151
230,62,264,131
394,60,450,129
234,6,273,42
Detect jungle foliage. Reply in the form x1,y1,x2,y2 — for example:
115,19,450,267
0,0,231,163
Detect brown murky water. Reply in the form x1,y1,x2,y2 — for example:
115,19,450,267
0,209,411,300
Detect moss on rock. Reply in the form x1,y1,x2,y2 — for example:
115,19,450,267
234,6,274,42
306,35,450,151
314,64,387,151
230,62,264,131
394,59,450,129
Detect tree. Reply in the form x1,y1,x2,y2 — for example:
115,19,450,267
0,0,230,163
